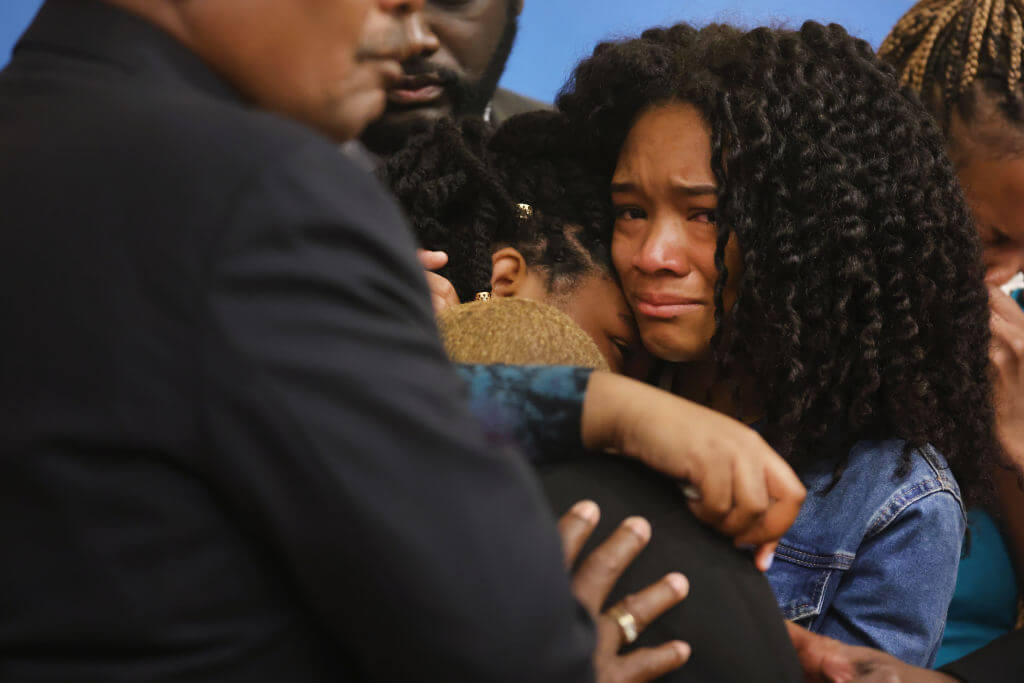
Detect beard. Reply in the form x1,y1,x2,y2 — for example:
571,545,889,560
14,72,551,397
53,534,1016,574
361,11,519,156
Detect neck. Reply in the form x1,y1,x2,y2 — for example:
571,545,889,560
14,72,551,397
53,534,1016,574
670,359,763,425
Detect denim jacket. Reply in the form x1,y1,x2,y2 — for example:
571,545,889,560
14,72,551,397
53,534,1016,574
766,439,967,667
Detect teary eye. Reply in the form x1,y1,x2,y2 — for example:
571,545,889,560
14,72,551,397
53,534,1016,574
614,206,647,221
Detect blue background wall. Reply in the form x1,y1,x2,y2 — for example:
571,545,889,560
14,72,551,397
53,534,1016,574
1,0,43,67
1,0,916,102
505,0,917,102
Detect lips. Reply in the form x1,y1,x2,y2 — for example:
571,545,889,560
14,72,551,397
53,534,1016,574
387,74,445,106
634,293,705,320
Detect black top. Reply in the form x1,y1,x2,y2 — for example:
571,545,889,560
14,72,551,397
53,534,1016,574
941,627,1024,682
0,1,594,680
540,457,803,683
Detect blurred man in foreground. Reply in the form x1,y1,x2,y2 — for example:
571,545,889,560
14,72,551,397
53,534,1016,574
0,0,603,679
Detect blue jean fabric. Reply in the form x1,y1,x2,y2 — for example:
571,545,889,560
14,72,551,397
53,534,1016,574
766,440,966,667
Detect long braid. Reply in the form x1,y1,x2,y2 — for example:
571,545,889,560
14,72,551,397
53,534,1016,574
962,0,995,93
881,0,1024,126
1010,4,1024,86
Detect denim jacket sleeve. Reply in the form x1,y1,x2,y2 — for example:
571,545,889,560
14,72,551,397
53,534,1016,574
453,364,592,462
816,487,966,667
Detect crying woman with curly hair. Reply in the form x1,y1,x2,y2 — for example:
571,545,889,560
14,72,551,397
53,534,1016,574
557,22,1001,666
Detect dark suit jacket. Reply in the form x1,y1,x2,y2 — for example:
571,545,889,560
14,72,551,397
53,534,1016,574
489,87,551,125
0,2,595,680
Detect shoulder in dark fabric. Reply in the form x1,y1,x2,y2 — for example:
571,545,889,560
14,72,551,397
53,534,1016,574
539,456,803,683
489,86,552,125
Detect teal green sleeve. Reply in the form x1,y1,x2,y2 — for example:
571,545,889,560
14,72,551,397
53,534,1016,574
454,364,593,462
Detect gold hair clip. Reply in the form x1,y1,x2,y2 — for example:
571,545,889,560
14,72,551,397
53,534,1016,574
516,203,534,221
474,291,492,302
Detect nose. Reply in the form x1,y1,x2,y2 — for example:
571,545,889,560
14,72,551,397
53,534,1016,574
403,11,441,59
633,217,693,277
379,0,440,61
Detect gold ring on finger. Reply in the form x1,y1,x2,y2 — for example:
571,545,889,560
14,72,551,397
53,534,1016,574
607,605,639,644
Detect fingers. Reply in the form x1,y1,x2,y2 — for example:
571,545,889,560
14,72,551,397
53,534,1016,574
716,458,769,539
687,459,733,526
557,500,601,569
786,621,877,683
992,309,1024,352
785,620,814,653
572,516,651,614
990,286,1024,327
984,261,1020,288
754,542,777,572
685,427,804,548
425,272,459,315
418,249,460,315
989,287,1024,373
612,641,691,682
786,621,837,683
417,249,448,271
593,573,689,681
990,314,1019,380
606,572,689,637
733,462,805,548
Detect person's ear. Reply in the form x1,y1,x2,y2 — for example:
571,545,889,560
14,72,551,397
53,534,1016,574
491,247,529,297
513,0,524,16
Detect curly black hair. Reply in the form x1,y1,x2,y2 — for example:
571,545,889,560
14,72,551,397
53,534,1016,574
558,21,999,503
380,111,613,302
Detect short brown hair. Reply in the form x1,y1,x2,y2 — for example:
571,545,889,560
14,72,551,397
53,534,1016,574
437,298,608,370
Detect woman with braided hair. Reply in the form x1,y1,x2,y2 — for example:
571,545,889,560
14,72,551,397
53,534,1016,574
556,20,999,666
882,0,1024,666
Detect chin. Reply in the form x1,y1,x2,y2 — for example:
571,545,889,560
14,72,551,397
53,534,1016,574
361,109,445,154
313,90,386,143
640,328,710,364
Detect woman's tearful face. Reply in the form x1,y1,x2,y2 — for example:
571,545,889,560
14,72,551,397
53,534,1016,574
610,102,741,363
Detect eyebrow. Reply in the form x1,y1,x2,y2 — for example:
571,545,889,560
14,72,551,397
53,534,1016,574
610,181,718,196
